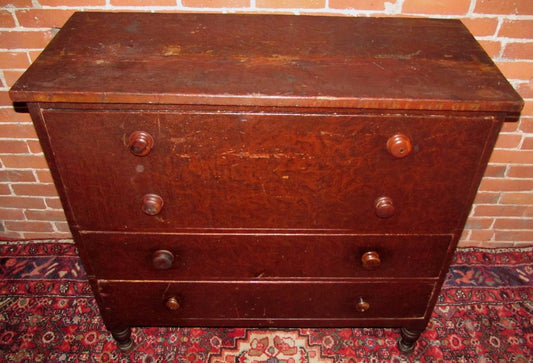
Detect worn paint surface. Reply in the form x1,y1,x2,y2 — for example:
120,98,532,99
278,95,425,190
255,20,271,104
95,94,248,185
10,13,523,112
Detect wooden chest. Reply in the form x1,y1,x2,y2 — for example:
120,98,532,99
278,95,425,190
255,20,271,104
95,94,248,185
10,12,523,352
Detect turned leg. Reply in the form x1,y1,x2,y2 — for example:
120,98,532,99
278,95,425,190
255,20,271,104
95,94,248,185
111,327,133,351
398,327,422,353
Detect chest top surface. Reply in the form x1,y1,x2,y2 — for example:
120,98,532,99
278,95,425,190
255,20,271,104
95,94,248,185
10,12,522,112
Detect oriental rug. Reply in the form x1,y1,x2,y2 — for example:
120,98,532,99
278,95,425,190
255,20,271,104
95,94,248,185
0,240,531,362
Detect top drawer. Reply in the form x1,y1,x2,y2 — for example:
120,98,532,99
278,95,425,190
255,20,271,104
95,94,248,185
42,109,496,233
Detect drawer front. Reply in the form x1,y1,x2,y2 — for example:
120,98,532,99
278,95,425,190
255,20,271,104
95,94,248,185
43,109,496,232
79,233,451,279
97,280,435,325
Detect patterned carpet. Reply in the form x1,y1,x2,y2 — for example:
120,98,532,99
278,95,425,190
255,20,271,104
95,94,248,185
0,240,532,362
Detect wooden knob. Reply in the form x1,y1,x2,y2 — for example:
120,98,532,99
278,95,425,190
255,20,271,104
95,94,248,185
128,131,154,156
152,250,174,270
375,196,394,218
356,298,370,312
361,251,381,270
142,194,164,216
387,134,412,158
165,297,180,311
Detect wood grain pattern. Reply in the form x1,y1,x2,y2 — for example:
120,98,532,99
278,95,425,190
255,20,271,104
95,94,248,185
78,232,452,279
42,108,497,232
96,280,435,327
10,13,524,352
10,13,523,111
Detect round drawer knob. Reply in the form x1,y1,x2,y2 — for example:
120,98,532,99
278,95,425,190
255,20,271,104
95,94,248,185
128,131,154,156
165,297,180,311
142,194,164,216
387,133,412,158
356,298,370,312
361,251,381,270
152,250,174,270
375,196,394,218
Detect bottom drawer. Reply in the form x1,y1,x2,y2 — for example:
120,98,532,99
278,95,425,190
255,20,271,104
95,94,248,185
97,280,435,327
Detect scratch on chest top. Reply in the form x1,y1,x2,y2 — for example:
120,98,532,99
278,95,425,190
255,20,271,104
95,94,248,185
162,45,181,56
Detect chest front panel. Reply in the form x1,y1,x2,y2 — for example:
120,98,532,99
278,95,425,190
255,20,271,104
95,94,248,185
43,109,496,233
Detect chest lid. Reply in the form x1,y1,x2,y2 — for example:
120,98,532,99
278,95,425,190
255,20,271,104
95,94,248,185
10,12,523,112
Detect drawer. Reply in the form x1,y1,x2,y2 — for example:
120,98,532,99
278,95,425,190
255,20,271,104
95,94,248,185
78,233,451,279
97,280,435,325
43,109,496,233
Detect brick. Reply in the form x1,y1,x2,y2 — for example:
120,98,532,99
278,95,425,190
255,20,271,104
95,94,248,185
35,169,53,183
499,20,533,39
402,0,470,15
0,30,55,49
256,0,325,8
329,0,386,11
473,191,500,204
0,208,25,220
0,10,15,28
494,230,533,242
5,73,27,91
495,61,533,80
474,204,526,217
483,241,517,247
0,91,12,107
38,0,105,6
0,183,11,195
465,229,495,242
483,165,507,178
0,108,32,123
464,217,493,230
503,42,533,60
15,10,74,29
0,123,38,138
494,133,522,149
111,0,178,6
508,165,533,178
182,0,249,6
522,137,533,150
0,169,35,182
517,78,533,98
4,220,54,232
474,0,533,15
0,0,33,7
26,140,42,154
461,18,499,37
519,117,533,133
479,178,533,191
489,149,533,164
45,197,63,209
500,192,533,205
477,40,501,59
25,209,66,221
53,221,70,233
521,100,533,117
1,154,49,169
28,50,43,62
0,52,30,71
501,119,520,133
11,182,58,196
0,195,46,209
22,231,72,238
0,140,29,153
494,217,533,229
0,230,24,239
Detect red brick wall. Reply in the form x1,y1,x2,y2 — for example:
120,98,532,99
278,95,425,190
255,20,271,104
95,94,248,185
1,0,532,247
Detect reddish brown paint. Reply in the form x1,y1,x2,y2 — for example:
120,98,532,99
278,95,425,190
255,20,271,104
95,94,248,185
9,12,523,352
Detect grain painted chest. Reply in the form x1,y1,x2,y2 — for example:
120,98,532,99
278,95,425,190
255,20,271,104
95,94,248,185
10,12,523,352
